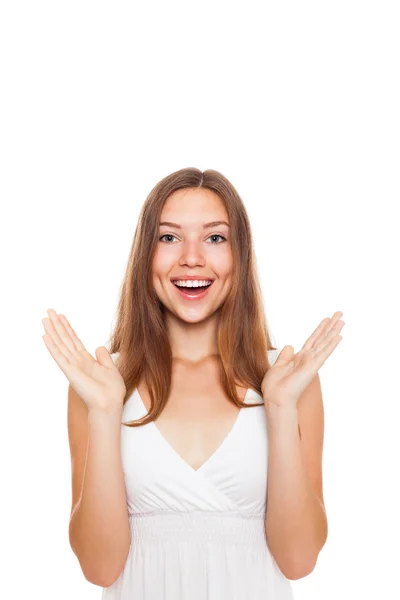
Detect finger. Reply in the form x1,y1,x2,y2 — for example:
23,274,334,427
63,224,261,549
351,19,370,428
311,333,343,369
302,311,343,352
317,312,344,347
302,317,330,351
42,331,75,376
58,314,86,353
312,319,344,352
310,314,344,353
47,308,80,354
42,308,75,361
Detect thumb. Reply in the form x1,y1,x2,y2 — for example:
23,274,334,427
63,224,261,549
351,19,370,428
95,346,115,367
275,345,295,366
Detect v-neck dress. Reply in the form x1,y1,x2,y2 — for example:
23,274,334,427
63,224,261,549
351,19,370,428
102,349,294,599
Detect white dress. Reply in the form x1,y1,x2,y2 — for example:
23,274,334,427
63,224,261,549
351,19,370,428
102,349,294,599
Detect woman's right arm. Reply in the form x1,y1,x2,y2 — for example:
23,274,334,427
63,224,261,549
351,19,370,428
68,388,131,588
41,309,131,588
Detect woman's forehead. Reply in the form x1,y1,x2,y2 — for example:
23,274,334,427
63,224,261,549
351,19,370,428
161,188,228,222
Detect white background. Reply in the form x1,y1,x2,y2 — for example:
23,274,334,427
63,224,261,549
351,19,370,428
1,1,399,598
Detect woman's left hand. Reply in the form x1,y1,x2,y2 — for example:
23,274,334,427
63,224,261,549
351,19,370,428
261,311,345,411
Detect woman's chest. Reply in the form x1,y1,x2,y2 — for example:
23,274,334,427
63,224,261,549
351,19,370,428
137,377,248,472
120,385,269,515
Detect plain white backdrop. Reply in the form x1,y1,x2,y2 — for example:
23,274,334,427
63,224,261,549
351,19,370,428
1,1,399,598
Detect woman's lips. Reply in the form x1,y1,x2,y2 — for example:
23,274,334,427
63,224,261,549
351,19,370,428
171,281,214,300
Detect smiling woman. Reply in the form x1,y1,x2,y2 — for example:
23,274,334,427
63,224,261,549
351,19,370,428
48,167,308,600
152,190,235,326
98,168,296,598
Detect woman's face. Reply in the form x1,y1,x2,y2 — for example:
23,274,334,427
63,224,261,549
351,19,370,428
152,187,233,323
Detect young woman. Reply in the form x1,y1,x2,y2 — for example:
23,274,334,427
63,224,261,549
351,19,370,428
42,167,344,599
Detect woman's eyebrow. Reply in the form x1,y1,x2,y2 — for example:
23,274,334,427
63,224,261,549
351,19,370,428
159,221,230,229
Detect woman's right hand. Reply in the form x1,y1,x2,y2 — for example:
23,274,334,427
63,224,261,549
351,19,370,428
42,308,126,413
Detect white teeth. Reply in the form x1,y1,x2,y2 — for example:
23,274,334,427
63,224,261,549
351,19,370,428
173,280,212,288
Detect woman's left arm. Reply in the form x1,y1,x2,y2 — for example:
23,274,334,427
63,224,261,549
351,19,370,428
265,373,327,580
263,311,344,580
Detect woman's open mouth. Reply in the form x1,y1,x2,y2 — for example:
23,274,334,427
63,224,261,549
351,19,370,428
171,280,214,300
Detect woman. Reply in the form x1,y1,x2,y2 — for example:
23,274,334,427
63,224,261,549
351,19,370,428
42,167,344,599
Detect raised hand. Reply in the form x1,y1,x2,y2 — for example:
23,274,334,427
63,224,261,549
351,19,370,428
261,311,345,410
42,308,126,413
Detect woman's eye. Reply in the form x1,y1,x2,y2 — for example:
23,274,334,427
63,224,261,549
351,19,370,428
159,234,226,244
208,234,226,244
159,234,177,243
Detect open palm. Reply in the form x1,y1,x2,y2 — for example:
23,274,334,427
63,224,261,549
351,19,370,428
261,311,345,410
42,308,126,412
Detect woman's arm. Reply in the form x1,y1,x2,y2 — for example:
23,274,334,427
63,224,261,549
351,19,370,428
265,373,327,580
68,391,131,587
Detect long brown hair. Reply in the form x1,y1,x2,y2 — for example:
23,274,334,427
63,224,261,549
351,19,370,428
107,167,277,427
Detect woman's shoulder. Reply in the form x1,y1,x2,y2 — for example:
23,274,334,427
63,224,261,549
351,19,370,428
267,347,281,366
110,351,120,365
